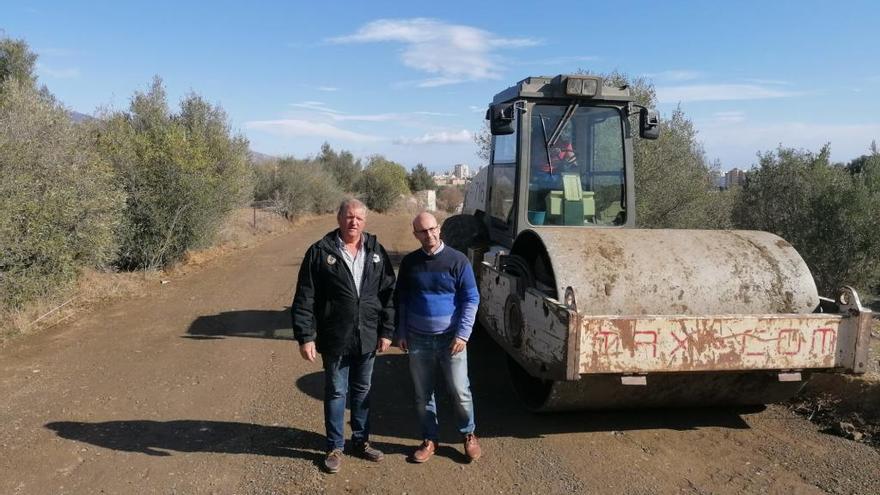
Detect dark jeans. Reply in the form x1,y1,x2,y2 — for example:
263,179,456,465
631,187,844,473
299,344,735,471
321,351,376,451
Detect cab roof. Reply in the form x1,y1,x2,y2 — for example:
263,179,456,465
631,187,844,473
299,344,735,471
491,74,634,105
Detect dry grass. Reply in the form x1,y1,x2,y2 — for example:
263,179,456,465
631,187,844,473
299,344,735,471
0,208,294,344
172,207,296,270
0,268,157,342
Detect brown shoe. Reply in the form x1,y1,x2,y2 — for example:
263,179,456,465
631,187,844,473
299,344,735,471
411,439,437,463
323,448,343,473
352,441,384,462
464,433,481,462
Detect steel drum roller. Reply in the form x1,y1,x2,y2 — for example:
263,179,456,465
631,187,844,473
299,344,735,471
519,228,819,316
508,228,819,411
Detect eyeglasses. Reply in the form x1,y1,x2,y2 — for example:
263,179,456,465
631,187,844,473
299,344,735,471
414,226,439,235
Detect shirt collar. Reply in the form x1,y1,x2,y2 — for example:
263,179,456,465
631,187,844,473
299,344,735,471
336,232,363,251
422,241,445,256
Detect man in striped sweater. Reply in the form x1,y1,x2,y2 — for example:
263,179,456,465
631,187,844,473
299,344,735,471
396,211,482,463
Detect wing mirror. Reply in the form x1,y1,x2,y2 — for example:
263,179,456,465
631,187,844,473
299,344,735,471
486,103,515,135
639,108,660,140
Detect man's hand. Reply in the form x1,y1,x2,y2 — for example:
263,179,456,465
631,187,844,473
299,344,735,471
398,338,408,352
299,341,316,362
450,337,467,355
377,337,392,353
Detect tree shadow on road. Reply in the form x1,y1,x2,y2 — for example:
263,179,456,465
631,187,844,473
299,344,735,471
185,309,294,340
45,420,325,463
296,328,755,444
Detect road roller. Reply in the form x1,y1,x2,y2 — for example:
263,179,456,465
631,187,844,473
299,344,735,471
442,74,873,411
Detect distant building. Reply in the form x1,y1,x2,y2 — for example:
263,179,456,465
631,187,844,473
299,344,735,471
433,165,470,186
725,168,746,188
432,174,467,186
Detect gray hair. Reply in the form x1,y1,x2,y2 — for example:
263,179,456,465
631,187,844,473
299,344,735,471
337,197,367,217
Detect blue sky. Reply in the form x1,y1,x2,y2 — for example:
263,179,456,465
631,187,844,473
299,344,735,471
5,0,880,172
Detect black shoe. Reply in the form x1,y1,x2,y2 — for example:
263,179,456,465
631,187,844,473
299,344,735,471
352,441,384,462
323,449,343,473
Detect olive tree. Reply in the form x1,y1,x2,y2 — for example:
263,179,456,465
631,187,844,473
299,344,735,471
355,155,409,212
275,157,345,217
0,43,124,308
95,77,254,269
732,145,880,295
407,163,435,192
318,142,361,192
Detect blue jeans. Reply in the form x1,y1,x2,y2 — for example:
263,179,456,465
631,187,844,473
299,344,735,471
407,331,476,442
321,352,376,451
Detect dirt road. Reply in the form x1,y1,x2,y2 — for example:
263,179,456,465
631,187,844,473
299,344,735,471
1,213,878,495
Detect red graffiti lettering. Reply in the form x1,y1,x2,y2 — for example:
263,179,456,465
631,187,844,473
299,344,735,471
634,331,658,358
594,331,619,354
776,328,802,356
811,327,836,354
670,329,689,355
741,329,766,357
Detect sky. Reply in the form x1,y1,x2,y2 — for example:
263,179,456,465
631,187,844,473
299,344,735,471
4,0,880,173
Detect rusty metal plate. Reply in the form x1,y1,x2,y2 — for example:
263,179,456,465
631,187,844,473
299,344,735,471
577,314,856,374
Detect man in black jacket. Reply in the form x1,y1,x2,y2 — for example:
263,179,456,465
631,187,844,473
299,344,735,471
291,198,396,473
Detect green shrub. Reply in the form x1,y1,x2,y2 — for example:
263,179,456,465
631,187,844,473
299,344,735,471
732,145,880,295
407,163,435,192
355,155,409,212
275,158,345,217
0,81,124,309
317,142,361,192
95,77,253,269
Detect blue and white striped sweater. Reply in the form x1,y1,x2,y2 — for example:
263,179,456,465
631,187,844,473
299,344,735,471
395,245,479,341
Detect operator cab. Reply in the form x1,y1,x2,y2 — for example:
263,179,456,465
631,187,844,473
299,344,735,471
482,75,659,247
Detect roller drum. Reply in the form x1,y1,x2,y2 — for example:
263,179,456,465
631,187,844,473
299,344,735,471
509,228,819,411
528,228,818,316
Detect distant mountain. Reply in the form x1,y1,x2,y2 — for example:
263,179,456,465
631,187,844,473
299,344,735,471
70,111,94,123
248,150,277,164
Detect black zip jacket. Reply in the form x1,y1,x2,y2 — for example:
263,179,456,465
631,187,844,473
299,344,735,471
291,230,396,356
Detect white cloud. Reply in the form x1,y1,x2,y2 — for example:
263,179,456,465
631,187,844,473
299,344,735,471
329,18,539,85
290,101,342,113
37,64,80,79
657,84,806,103
393,130,473,145
414,111,456,117
288,102,452,123
711,111,746,123
417,77,467,88
317,86,339,92
331,113,403,122
741,78,791,86
245,119,381,142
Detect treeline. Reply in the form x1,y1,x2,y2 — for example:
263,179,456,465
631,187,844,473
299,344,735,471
252,144,464,214
253,145,410,216
0,35,452,313
600,71,880,297
0,38,254,310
